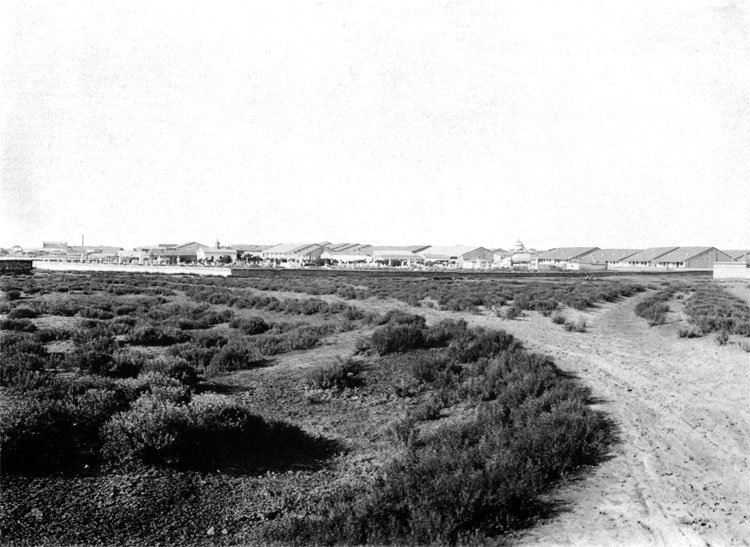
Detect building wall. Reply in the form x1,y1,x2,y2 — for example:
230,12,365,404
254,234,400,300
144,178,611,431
714,263,750,279
685,249,732,269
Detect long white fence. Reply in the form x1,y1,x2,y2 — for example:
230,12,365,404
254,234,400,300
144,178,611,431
32,261,231,277
713,262,750,280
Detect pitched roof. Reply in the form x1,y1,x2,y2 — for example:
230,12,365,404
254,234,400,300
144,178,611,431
372,250,425,261
421,245,477,260
537,247,599,261
723,250,750,260
620,247,679,263
372,245,429,253
230,244,272,252
586,249,642,263
653,247,725,263
262,243,324,255
200,247,237,254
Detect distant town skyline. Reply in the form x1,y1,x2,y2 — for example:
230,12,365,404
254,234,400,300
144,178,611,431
2,1,749,251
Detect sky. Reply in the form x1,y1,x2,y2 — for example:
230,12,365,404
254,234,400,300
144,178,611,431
1,0,749,251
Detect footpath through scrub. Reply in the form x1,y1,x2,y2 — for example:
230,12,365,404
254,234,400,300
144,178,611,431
428,294,750,546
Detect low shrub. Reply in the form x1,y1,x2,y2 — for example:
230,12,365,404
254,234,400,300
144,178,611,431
102,393,327,470
551,312,566,325
305,357,363,391
678,327,702,339
564,319,587,333
229,315,270,335
7,306,38,319
128,324,189,346
0,318,37,332
716,330,730,346
371,324,426,355
167,342,217,370
205,341,265,376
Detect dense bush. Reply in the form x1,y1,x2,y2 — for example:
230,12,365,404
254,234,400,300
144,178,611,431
102,393,325,469
635,291,673,326
127,323,189,346
0,334,49,389
683,284,750,336
0,318,37,332
229,315,270,335
277,324,612,545
206,341,265,376
7,306,38,319
305,357,363,391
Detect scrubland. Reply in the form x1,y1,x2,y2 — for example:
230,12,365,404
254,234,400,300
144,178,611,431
2,271,748,546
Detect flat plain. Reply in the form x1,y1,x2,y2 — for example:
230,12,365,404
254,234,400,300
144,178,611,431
1,270,749,546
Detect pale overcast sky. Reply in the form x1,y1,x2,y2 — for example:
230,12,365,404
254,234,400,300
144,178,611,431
1,0,749,250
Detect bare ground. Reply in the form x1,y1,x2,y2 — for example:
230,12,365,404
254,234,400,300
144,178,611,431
258,289,745,547
220,288,750,546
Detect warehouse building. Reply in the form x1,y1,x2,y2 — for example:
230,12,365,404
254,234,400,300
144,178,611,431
651,247,732,270
537,247,599,269
611,247,679,269
260,243,327,265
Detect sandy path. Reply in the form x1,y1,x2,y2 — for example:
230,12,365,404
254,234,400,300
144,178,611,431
225,289,750,545
346,295,750,545
441,297,750,547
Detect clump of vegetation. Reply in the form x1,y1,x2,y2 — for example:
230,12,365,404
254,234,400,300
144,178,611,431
551,312,566,324
205,341,265,376
305,357,363,391
276,317,612,546
564,319,587,332
683,284,750,337
229,315,271,335
635,291,672,326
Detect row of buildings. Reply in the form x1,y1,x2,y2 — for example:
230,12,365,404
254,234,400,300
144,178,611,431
3,241,749,272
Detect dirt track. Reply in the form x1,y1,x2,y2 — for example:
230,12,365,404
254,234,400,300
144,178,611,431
235,289,750,545
455,295,750,547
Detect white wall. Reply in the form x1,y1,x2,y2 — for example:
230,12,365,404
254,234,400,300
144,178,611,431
33,261,231,277
713,262,750,280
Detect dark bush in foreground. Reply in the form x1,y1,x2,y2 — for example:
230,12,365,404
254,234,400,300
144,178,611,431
102,393,334,469
0,373,189,474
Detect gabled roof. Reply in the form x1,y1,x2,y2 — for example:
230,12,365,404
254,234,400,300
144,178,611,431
230,244,272,252
586,249,642,264
421,245,477,260
622,247,679,263
372,245,430,253
537,247,599,261
199,247,237,255
723,250,750,260
262,243,324,255
373,250,425,261
653,247,726,263
492,248,508,254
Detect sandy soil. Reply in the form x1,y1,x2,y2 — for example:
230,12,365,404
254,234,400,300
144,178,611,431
181,282,750,545
317,293,750,546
